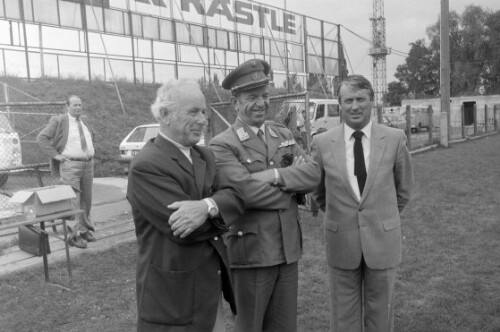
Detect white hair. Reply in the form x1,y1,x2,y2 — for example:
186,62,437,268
150,78,201,121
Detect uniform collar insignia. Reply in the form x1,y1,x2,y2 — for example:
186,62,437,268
236,127,250,141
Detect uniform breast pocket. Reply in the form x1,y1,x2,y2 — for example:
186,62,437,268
225,223,259,265
240,154,266,173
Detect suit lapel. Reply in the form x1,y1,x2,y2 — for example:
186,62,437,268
155,135,193,176
191,149,206,197
361,124,386,203
330,127,359,202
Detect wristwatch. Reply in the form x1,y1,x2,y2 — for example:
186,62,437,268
204,198,218,218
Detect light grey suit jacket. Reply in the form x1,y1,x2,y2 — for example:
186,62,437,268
311,123,414,270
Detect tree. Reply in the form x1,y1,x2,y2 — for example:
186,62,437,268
393,39,439,98
384,81,407,106
388,6,499,98
483,10,500,94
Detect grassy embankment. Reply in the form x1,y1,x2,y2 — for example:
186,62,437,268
0,134,499,331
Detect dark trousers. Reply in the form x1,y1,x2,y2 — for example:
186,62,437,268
232,262,298,332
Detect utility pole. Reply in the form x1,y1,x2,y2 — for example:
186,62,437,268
369,0,390,108
440,0,450,147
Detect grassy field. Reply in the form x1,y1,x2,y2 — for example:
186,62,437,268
0,134,499,331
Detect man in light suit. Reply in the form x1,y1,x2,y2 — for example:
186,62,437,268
37,95,96,249
210,59,320,331
127,78,244,331
311,75,414,332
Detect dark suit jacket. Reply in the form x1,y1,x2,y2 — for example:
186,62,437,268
36,113,94,176
210,119,320,268
127,134,244,332
312,123,414,270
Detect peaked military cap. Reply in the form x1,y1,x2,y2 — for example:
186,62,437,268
222,59,270,93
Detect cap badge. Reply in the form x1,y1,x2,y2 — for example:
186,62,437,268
251,60,257,67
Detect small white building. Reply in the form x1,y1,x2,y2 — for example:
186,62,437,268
401,95,500,128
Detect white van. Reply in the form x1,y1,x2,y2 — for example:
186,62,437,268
308,98,341,134
276,98,341,135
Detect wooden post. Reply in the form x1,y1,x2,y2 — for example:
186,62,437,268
484,105,488,132
495,105,499,132
427,105,433,144
473,104,477,136
440,0,451,142
377,105,383,124
461,105,465,138
405,105,411,149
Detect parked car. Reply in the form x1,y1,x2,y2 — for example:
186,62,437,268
0,114,22,188
402,106,430,133
383,113,407,132
118,123,205,171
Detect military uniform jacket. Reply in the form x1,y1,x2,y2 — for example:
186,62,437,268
210,118,320,269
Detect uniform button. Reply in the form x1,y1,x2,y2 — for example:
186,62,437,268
214,236,219,241
359,207,363,212
246,159,251,163
217,270,221,276
269,161,274,166
237,231,243,236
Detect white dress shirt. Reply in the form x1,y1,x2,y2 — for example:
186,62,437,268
61,114,95,158
344,121,372,201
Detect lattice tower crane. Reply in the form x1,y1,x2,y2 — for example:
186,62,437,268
369,0,390,107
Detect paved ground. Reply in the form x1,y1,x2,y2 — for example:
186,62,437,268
0,177,134,277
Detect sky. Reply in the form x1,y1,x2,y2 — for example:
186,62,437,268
283,0,500,83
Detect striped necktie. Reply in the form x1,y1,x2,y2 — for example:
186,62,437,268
76,116,88,151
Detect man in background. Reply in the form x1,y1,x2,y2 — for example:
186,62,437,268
37,95,95,249
210,59,320,332
127,78,244,331
311,75,414,332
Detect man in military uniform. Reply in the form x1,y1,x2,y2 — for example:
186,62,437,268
209,59,320,332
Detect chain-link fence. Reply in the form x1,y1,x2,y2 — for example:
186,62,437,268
208,92,310,148
0,96,65,212
379,104,499,151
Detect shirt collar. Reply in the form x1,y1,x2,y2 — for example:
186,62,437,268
344,120,372,142
237,117,266,135
158,131,192,154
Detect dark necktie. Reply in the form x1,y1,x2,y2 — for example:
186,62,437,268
257,129,266,146
353,131,366,195
76,117,88,151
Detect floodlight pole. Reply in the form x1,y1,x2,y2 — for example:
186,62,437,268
440,0,451,147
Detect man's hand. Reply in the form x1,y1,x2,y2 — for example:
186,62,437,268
167,200,208,238
54,154,68,163
292,155,305,166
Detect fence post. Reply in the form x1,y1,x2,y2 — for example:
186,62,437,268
495,105,499,132
405,105,411,150
461,104,465,138
427,105,433,145
304,92,311,154
440,110,449,147
377,105,383,124
484,104,488,133
473,104,477,136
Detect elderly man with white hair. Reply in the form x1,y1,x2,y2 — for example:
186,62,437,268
127,78,245,332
